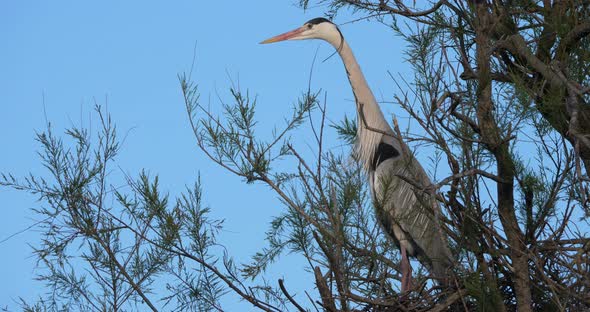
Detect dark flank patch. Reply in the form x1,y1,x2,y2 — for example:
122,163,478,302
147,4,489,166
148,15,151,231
371,142,400,171
306,17,332,25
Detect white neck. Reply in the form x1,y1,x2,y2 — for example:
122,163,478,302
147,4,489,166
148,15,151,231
325,35,395,171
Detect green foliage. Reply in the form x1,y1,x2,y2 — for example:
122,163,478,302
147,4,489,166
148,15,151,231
181,73,317,184
463,271,505,311
331,114,357,145
1,106,237,311
5,1,590,311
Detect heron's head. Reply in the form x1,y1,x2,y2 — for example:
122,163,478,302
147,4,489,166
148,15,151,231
260,17,342,46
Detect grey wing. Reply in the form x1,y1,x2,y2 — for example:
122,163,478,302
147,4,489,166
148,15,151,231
371,139,452,280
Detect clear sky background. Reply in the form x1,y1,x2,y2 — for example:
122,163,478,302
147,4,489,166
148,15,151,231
0,1,411,310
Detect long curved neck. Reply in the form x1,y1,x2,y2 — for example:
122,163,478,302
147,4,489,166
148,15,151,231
327,36,394,170
338,40,390,128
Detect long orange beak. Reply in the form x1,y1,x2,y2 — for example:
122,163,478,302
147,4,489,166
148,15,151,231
260,27,305,44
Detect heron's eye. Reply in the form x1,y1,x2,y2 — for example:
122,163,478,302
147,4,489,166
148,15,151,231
307,24,313,29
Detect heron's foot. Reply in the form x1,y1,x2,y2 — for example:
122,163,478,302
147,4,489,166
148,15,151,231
400,263,413,294
400,248,413,296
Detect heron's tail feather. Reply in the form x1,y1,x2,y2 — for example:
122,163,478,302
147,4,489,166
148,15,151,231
431,259,452,285
428,243,453,285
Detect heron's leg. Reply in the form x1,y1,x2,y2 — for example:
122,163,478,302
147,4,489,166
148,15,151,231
400,247,412,293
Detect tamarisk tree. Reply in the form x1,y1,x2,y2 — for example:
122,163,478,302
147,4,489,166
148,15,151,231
2,1,590,311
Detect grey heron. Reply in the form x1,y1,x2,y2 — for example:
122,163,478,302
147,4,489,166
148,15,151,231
261,17,452,293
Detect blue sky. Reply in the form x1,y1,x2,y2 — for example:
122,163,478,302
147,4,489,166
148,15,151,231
0,1,410,309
